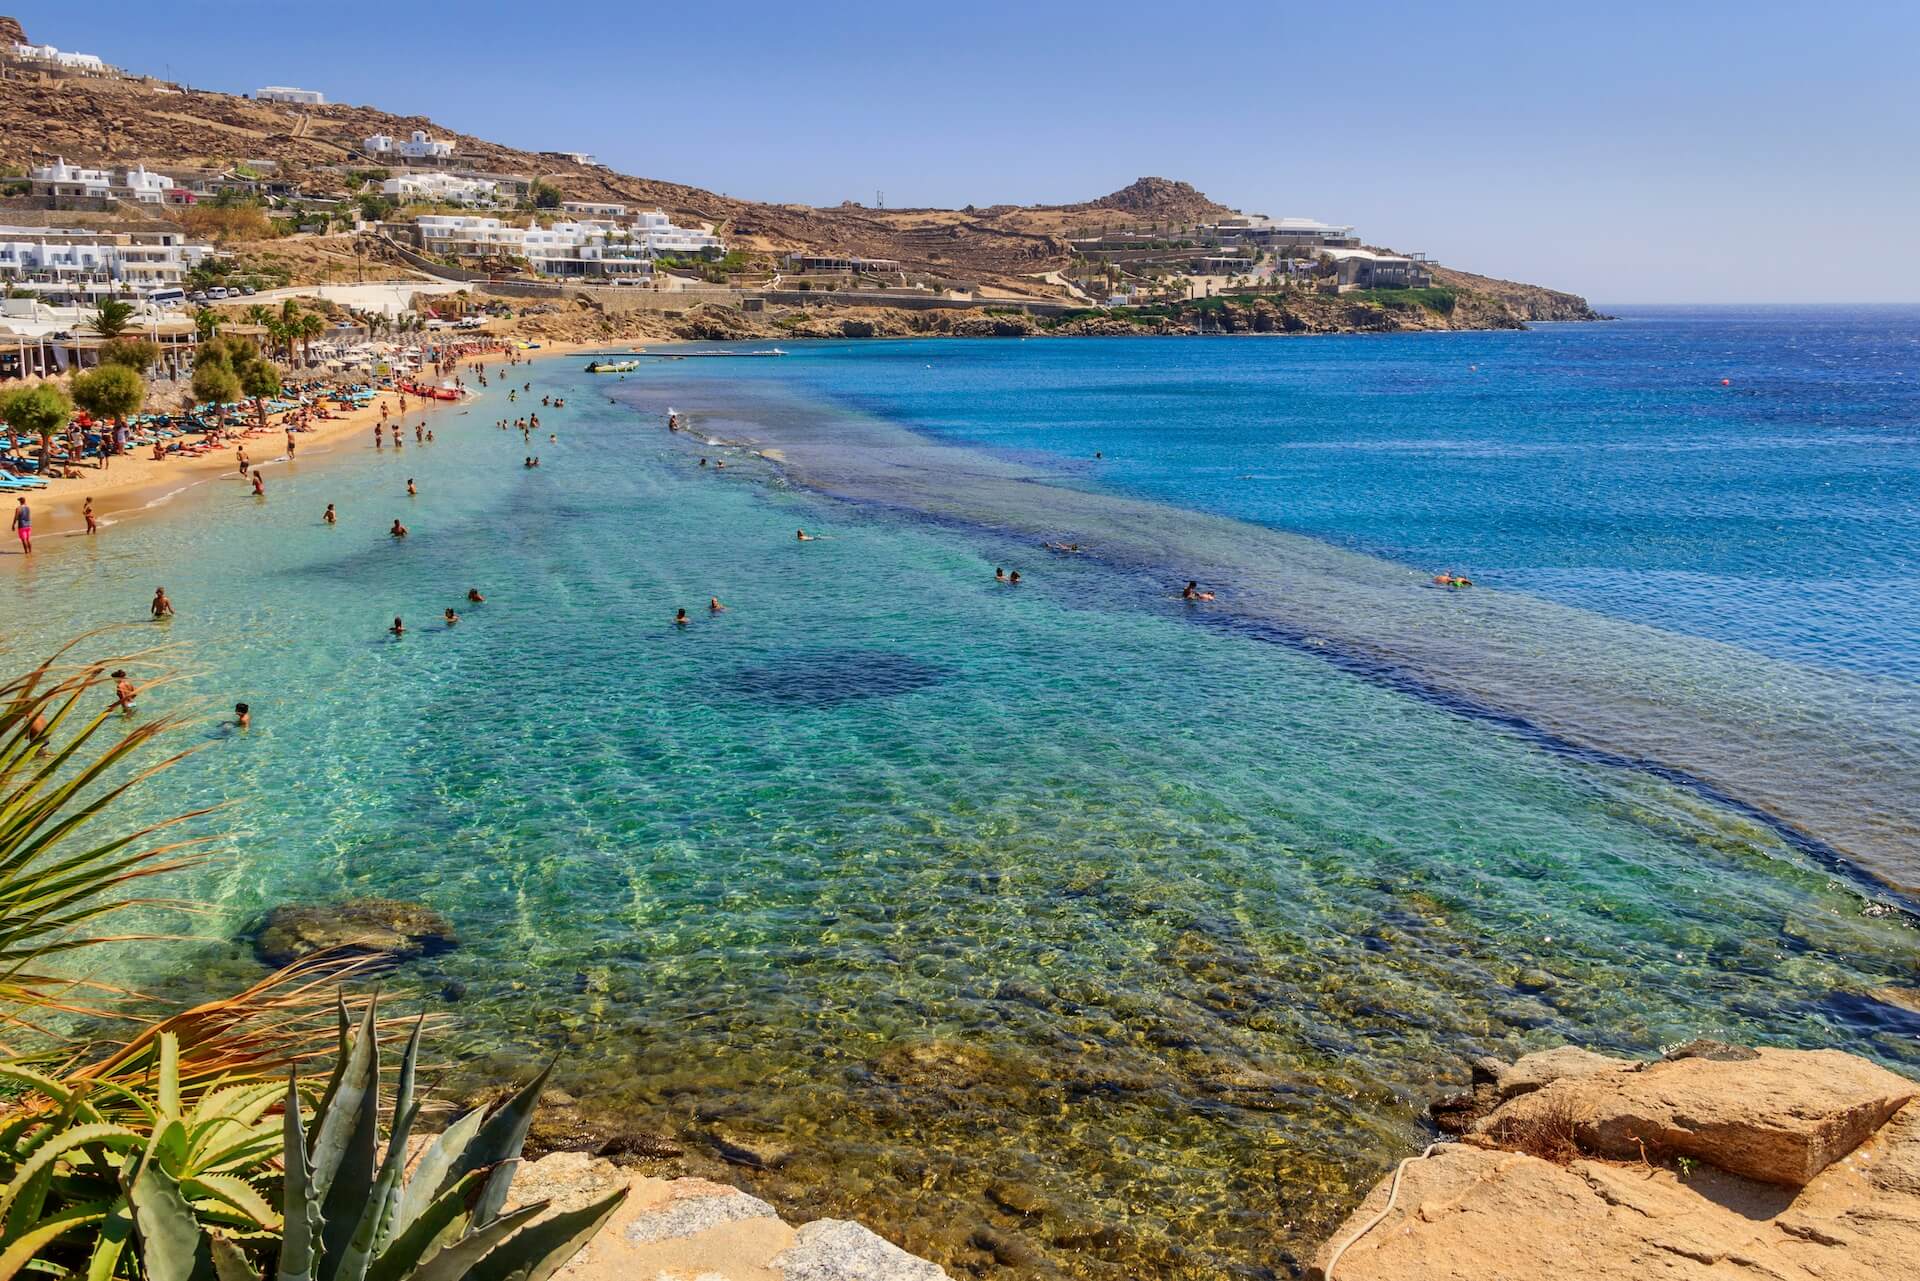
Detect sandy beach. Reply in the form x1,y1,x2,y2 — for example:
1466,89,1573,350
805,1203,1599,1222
7,338,586,542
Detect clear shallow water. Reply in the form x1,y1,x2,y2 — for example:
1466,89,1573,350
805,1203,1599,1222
3,315,1918,1279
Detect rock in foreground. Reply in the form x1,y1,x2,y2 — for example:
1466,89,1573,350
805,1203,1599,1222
508,1152,951,1281
252,897,456,966
1313,1044,1920,1281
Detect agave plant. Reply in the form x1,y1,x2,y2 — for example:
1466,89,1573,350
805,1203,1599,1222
0,1031,286,1277
124,995,625,1281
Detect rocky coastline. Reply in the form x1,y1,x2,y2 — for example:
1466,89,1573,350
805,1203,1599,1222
248,899,1920,1280
1311,1041,1920,1280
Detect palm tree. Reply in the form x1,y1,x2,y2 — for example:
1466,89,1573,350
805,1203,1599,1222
85,298,137,340
298,312,325,363
244,303,272,329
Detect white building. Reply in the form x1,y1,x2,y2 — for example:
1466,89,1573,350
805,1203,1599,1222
561,200,628,219
414,215,526,259
383,173,500,206
11,43,108,72
629,211,722,257
259,86,325,104
1320,247,1432,290
364,130,455,161
29,159,175,205
544,151,596,166
0,219,210,301
1209,216,1359,249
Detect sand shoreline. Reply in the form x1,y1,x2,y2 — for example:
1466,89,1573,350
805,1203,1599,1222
5,339,591,547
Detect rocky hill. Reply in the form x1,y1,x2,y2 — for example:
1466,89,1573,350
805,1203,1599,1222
1429,265,1604,321
1073,176,1232,221
0,14,1601,314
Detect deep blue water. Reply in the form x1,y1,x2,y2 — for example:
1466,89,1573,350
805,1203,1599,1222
717,307,1920,681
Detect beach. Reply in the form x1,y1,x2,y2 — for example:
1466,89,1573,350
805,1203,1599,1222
7,337,587,535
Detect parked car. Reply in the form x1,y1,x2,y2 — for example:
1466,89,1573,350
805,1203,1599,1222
188,291,209,303
240,284,256,295
207,286,230,300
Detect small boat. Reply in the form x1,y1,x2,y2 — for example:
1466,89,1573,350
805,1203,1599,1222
398,381,462,401
584,359,640,373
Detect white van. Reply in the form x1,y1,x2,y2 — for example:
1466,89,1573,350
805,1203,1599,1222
207,286,230,300
148,288,187,308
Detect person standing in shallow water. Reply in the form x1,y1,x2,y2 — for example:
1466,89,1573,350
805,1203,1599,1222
83,498,97,535
150,587,173,618
11,497,31,553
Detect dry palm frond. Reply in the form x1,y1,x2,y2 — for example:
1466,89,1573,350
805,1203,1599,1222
1,640,420,1107
0,639,217,1030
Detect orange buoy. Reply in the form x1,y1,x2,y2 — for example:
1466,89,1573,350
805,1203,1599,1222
1721,378,1731,386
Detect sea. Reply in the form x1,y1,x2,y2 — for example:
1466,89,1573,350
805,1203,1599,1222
5,305,1918,1278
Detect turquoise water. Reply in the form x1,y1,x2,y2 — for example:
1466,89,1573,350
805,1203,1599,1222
3,314,1918,1278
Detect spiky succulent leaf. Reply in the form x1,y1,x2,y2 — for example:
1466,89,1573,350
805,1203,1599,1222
465,1063,552,1228
316,1019,381,1279
387,1108,485,1241
0,1122,141,1233
308,996,379,1203
309,997,353,1154
334,1101,419,1281
125,1159,216,1281
400,1201,546,1281
188,1172,279,1231
466,1187,628,1281
276,1072,322,1281
0,1195,114,1277
83,1194,133,1281
211,1233,261,1281
365,1168,491,1281
158,1033,182,1121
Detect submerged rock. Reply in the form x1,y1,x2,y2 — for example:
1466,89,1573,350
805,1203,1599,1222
251,897,456,966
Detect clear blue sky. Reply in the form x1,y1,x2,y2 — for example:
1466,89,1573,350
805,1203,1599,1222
13,0,1918,303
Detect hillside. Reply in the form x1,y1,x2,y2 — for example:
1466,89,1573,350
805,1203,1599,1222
0,15,1598,312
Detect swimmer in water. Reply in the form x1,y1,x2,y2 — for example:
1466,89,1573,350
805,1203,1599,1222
674,608,689,626
112,669,136,713
796,529,813,541
1182,580,1215,601
699,458,707,467
995,567,1007,581
231,702,250,730
444,608,459,627
406,478,417,496
709,597,727,612
390,617,405,636
467,588,485,603
251,472,265,497
390,519,408,538
324,503,337,524
151,587,174,618
1009,570,1022,584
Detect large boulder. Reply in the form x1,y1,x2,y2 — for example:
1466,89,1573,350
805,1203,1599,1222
1309,1135,1920,1281
1479,1047,1916,1186
504,1153,951,1281
252,897,456,966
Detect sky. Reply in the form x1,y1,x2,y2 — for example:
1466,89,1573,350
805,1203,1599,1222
12,0,1919,304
